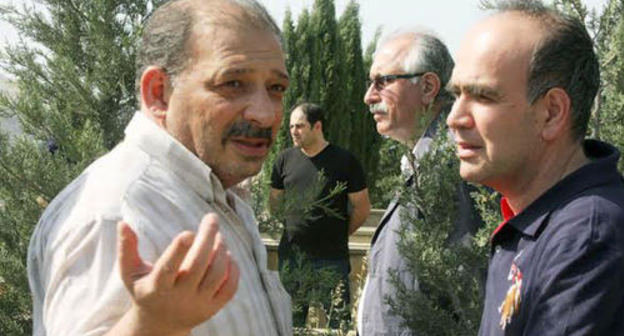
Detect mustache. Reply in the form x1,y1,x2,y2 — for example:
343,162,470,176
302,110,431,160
223,120,273,143
369,101,389,114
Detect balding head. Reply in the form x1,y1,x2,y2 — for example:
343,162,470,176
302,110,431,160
446,1,598,196
485,0,599,141
135,0,281,100
454,11,541,102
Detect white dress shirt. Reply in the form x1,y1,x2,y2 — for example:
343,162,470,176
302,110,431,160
28,112,292,336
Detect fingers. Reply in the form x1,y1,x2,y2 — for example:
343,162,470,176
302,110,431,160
178,214,220,286
117,221,143,291
198,235,229,295
212,256,240,305
152,230,195,288
121,212,238,311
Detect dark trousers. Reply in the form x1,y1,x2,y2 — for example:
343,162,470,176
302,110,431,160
278,251,351,328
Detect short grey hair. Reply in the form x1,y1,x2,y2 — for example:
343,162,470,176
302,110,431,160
135,0,282,101
491,0,600,141
376,28,455,104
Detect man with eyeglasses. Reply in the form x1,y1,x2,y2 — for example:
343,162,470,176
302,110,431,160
357,28,482,335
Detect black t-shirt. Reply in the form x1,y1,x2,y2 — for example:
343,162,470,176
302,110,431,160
271,144,367,258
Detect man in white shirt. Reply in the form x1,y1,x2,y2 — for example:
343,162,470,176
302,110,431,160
27,0,292,335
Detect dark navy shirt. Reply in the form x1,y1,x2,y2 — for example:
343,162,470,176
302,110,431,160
479,140,624,336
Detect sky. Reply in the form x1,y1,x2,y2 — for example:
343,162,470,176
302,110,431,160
260,0,609,56
0,0,610,61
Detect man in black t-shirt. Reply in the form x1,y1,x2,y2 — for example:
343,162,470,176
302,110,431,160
270,103,370,327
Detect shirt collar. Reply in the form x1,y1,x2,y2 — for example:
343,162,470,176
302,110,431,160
492,139,621,241
500,197,515,222
123,112,226,204
401,112,444,177
489,197,516,239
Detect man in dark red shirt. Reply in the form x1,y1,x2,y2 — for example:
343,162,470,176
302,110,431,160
447,0,624,335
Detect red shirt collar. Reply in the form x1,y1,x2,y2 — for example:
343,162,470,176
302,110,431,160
491,197,516,239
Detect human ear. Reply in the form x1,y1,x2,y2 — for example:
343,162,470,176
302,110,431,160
540,87,571,141
140,66,170,127
421,72,441,105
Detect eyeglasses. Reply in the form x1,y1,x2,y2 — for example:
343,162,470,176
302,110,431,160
366,72,426,91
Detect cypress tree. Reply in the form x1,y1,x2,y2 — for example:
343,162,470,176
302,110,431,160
337,0,381,183
280,8,298,149
293,9,315,102
311,0,349,148
363,27,382,75
580,0,624,171
362,28,396,207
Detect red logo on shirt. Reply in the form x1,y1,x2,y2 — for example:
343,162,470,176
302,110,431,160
499,251,524,330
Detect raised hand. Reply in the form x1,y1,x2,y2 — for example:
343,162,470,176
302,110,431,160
111,213,240,336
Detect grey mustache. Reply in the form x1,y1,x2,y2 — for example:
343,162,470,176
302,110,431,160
224,121,272,140
369,102,388,114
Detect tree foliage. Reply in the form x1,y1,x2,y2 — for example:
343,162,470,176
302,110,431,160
558,0,624,171
386,125,499,335
338,1,382,189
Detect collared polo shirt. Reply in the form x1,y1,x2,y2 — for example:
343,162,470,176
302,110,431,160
28,112,292,336
479,140,624,336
